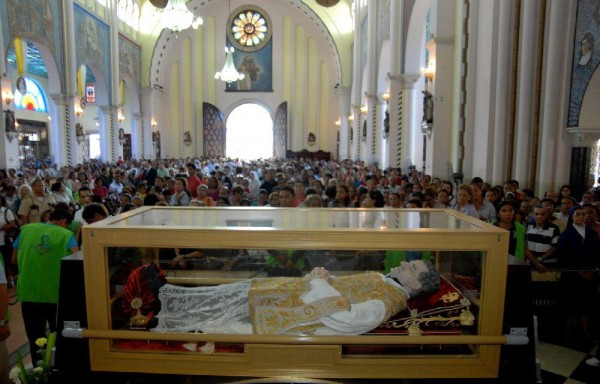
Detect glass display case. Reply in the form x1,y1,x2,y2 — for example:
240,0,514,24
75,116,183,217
82,207,508,379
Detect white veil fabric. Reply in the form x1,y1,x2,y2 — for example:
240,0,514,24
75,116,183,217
153,281,253,334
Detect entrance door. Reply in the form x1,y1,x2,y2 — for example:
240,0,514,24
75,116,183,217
17,119,49,163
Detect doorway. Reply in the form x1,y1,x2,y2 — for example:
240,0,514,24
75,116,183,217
226,103,273,160
16,119,49,164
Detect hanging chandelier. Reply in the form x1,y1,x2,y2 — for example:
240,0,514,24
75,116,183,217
215,46,245,83
159,0,203,33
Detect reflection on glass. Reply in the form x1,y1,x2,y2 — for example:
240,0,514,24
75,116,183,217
108,246,482,357
109,208,482,231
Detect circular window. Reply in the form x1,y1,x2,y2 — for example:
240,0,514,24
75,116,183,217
227,6,272,52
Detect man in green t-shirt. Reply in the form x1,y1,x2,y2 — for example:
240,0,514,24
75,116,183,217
12,209,78,358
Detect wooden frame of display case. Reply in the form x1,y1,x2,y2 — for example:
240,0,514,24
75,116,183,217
81,207,509,379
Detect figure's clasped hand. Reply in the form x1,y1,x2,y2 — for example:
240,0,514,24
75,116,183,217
310,267,330,281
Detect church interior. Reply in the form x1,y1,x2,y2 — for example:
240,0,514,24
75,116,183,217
1,0,600,383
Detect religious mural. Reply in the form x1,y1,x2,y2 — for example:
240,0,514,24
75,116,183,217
74,4,112,104
1,0,64,79
226,40,273,92
568,0,600,127
119,35,142,90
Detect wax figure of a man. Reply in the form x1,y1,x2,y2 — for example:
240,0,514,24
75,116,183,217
152,260,440,335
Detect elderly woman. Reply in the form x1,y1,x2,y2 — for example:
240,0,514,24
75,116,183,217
153,260,440,335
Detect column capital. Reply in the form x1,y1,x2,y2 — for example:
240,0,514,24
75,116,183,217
364,93,378,102
133,112,143,121
49,94,67,105
388,73,421,89
567,127,600,147
99,105,117,114
335,87,352,97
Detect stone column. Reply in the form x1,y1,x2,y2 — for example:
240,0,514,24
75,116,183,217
132,112,143,160
365,94,378,163
48,94,70,166
350,0,362,162
401,74,421,172
386,75,402,168
513,0,541,184
99,106,117,163
62,0,79,166
336,87,351,160
108,0,120,163
536,0,576,194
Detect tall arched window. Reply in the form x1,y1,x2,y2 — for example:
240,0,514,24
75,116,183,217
13,77,48,113
226,103,273,160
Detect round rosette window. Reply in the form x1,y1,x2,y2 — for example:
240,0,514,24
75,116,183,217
227,6,272,53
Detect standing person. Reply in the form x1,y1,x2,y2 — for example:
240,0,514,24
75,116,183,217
12,209,78,358
0,259,10,384
74,186,93,225
525,205,560,271
186,163,202,198
556,206,600,342
452,184,478,218
17,178,56,225
493,201,526,265
0,197,17,286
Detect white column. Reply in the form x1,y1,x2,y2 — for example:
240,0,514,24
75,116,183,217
536,0,576,194
99,106,116,162
132,112,143,161
337,87,351,160
512,0,540,184
365,1,378,162
351,0,362,161
141,87,163,159
387,75,402,168
108,0,120,163
401,74,421,172
62,0,79,166
378,97,388,168
48,94,69,166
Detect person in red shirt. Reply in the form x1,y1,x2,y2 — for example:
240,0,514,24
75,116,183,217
186,163,203,198
92,178,109,199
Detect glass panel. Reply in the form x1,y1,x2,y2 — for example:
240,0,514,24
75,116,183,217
108,246,482,356
106,208,485,230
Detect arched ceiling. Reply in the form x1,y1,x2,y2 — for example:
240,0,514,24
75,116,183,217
138,0,354,88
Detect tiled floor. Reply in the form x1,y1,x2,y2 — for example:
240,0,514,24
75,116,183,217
6,283,599,383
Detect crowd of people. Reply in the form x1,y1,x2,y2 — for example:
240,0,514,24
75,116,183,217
0,155,599,371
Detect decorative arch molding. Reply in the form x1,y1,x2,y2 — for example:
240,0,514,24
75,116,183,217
404,0,431,75
149,0,342,89
8,37,62,95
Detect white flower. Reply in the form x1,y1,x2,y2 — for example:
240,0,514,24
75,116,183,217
32,366,43,375
8,367,20,379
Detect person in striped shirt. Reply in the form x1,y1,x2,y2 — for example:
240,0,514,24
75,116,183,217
524,205,561,272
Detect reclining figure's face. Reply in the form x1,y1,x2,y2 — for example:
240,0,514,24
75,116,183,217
388,260,429,291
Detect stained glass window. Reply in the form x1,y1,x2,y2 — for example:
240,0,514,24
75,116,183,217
228,7,272,52
14,78,48,113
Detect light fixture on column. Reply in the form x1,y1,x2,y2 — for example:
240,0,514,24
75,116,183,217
348,114,355,122
215,46,245,83
335,119,341,127
151,119,158,128
360,105,368,115
74,105,83,117
158,0,203,34
2,90,14,106
381,91,390,103
420,63,435,82
118,111,125,123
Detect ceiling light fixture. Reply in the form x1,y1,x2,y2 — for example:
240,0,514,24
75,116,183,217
215,0,244,84
159,0,203,35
